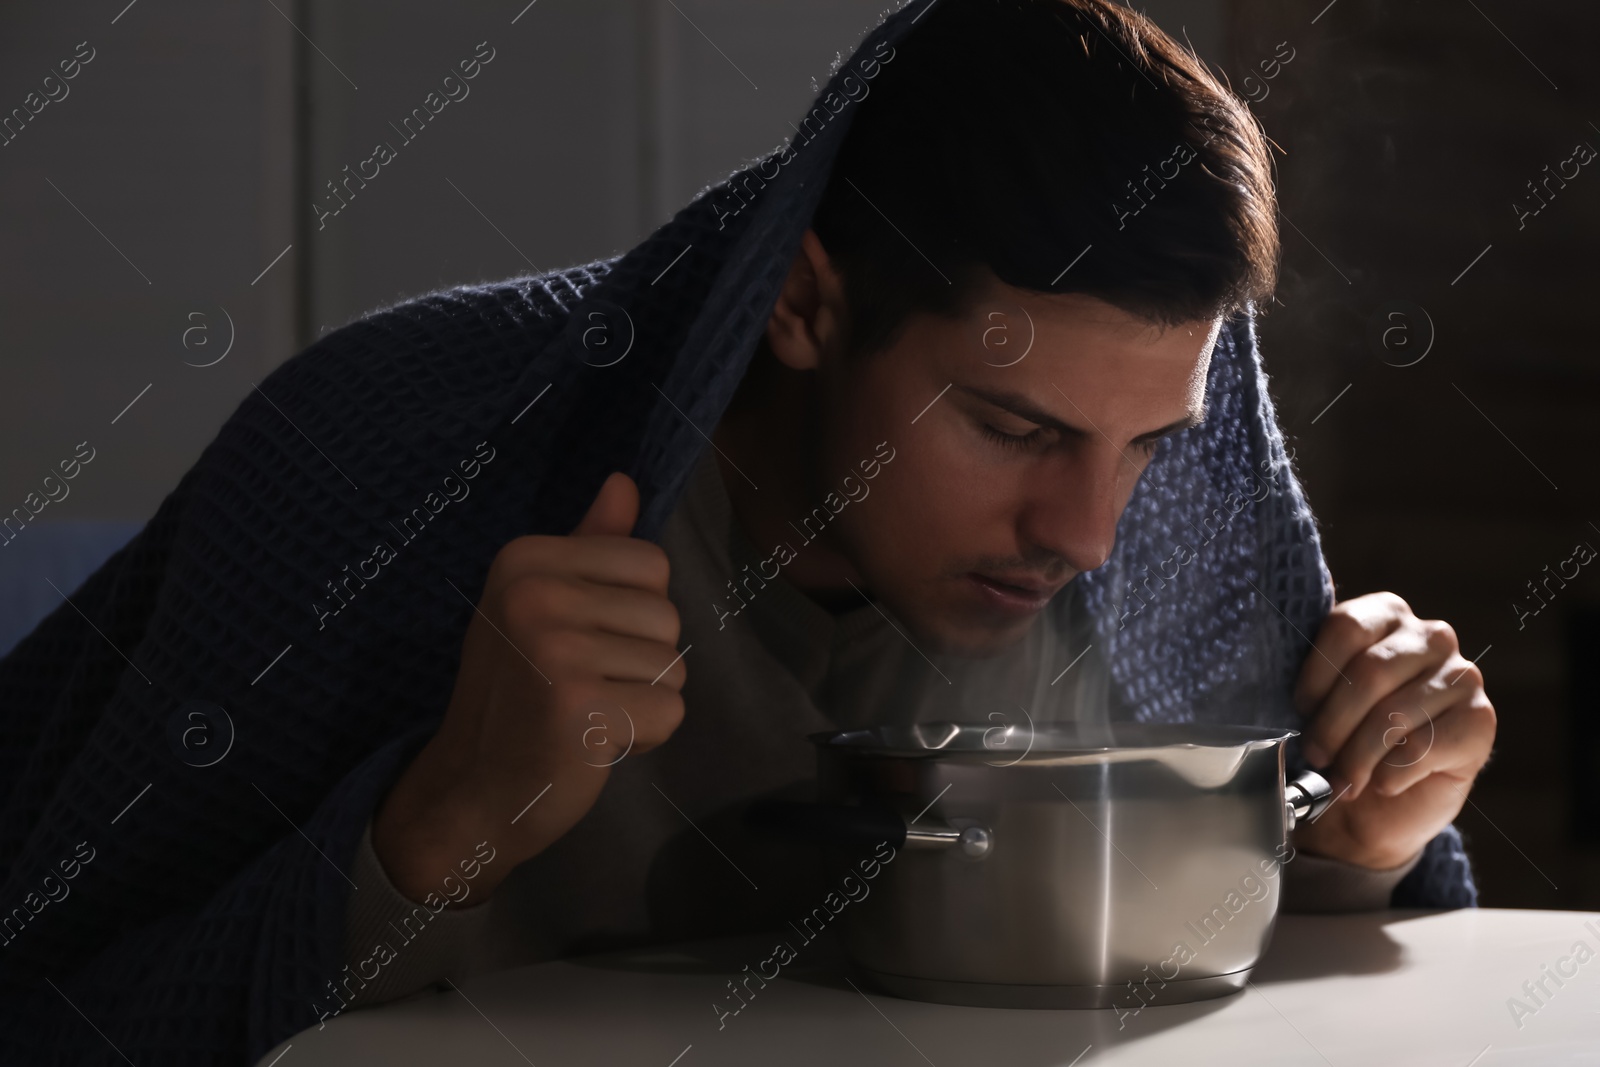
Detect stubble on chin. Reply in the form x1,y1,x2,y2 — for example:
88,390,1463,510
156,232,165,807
903,602,1036,660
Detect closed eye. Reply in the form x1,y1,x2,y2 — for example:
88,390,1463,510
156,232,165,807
980,423,1046,451
983,421,1165,459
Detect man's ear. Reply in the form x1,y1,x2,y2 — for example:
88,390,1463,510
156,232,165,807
764,228,847,372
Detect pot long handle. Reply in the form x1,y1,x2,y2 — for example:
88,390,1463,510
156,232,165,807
747,799,993,857
1285,769,1335,830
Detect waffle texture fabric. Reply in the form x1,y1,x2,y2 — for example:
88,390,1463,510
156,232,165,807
0,0,1474,1062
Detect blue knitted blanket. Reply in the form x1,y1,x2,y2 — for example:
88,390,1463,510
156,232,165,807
0,1,1473,1061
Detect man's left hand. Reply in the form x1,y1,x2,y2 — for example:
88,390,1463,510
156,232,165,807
1291,591,1497,871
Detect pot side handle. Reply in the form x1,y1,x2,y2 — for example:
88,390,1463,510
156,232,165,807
1285,769,1335,830
746,799,994,858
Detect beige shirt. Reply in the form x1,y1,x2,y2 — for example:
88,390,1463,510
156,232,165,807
334,447,1418,1013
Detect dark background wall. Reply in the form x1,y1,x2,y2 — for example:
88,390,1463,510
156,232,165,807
1228,0,1600,909
1,0,1593,908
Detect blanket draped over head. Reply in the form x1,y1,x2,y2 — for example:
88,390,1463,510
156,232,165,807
0,0,1474,1061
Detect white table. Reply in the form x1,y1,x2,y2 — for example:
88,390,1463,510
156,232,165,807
261,909,1600,1066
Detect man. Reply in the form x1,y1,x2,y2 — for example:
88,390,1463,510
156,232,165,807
0,0,1492,1062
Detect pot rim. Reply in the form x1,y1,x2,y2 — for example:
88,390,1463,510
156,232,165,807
809,720,1298,762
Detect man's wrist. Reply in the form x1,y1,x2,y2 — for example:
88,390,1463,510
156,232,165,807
1292,832,1425,873
1280,843,1425,913
372,756,503,905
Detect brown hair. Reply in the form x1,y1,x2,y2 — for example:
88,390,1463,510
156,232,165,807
810,0,1280,357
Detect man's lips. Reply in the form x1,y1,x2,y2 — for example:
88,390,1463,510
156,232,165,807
966,572,1065,613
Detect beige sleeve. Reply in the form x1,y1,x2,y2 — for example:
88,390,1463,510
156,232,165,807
335,819,495,1010
1280,846,1424,913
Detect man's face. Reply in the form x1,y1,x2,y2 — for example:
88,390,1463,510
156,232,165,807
817,275,1220,657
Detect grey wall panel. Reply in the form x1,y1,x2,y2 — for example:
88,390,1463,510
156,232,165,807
0,2,297,523
302,0,649,336
299,0,908,335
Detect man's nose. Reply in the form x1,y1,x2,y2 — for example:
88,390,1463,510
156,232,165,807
1018,451,1132,574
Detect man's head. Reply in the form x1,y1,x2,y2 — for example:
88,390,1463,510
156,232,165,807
741,0,1277,656
764,234,1222,655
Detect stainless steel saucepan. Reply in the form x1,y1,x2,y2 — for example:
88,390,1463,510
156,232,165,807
755,720,1332,1009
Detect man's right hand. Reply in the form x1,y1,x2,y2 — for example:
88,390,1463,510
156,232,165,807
371,472,686,904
